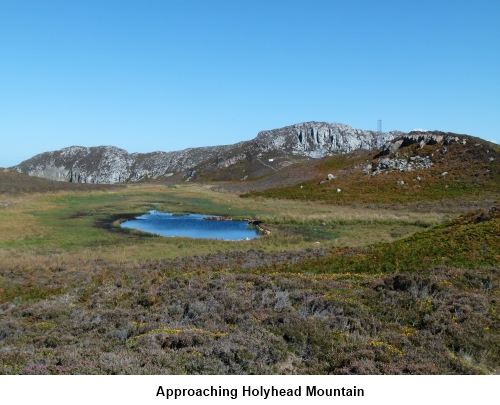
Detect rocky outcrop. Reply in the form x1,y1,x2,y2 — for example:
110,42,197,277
368,131,470,176
11,122,404,184
256,122,403,158
382,131,465,156
11,144,247,184
216,154,246,169
372,156,434,175
12,146,135,184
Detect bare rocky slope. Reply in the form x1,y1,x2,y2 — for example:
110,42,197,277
10,122,403,184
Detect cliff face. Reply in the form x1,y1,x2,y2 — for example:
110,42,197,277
12,146,136,184
254,122,403,158
11,122,403,184
11,143,248,184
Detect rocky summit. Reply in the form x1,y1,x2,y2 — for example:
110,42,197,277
254,122,402,158
10,122,404,184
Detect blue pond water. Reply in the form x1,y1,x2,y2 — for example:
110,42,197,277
120,211,259,240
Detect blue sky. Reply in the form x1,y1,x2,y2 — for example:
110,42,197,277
1,0,499,167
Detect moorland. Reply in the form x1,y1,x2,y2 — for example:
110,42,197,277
0,133,499,374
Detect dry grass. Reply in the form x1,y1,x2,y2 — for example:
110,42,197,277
181,184,451,223
0,184,449,269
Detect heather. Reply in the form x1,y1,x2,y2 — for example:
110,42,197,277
0,206,498,374
0,134,499,374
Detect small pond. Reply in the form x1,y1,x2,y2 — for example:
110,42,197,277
120,211,259,240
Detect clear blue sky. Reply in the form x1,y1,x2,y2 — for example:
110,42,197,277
1,0,499,167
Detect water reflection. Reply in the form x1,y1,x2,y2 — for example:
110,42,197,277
120,211,259,240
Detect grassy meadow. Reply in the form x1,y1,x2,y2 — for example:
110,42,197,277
0,183,442,266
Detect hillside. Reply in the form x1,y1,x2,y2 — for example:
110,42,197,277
0,168,119,195
241,131,500,206
10,122,403,184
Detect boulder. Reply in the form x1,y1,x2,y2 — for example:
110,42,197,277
382,139,403,155
382,133,445,155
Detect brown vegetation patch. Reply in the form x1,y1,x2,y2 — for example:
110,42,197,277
0,260,498,374
243,136,500,206
0,206,498,374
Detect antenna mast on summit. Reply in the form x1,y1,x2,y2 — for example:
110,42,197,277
377,119,382,143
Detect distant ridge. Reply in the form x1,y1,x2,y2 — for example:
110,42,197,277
10,122,404,184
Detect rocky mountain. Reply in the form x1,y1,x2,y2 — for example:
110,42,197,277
241,129,500,206
10,122,404,184
254,122,400,158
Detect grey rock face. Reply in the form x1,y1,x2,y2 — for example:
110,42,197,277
11,122,403,184
384,140,404,155
372,155,433,175
382,131,466,156
12,146,135,184
12,144,247,184
217,154,246,169
256,122,403,158
382,133,442,156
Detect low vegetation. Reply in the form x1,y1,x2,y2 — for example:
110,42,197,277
244,138,500,205
0,184,441,267
0,206,498,374
0,137,498,375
